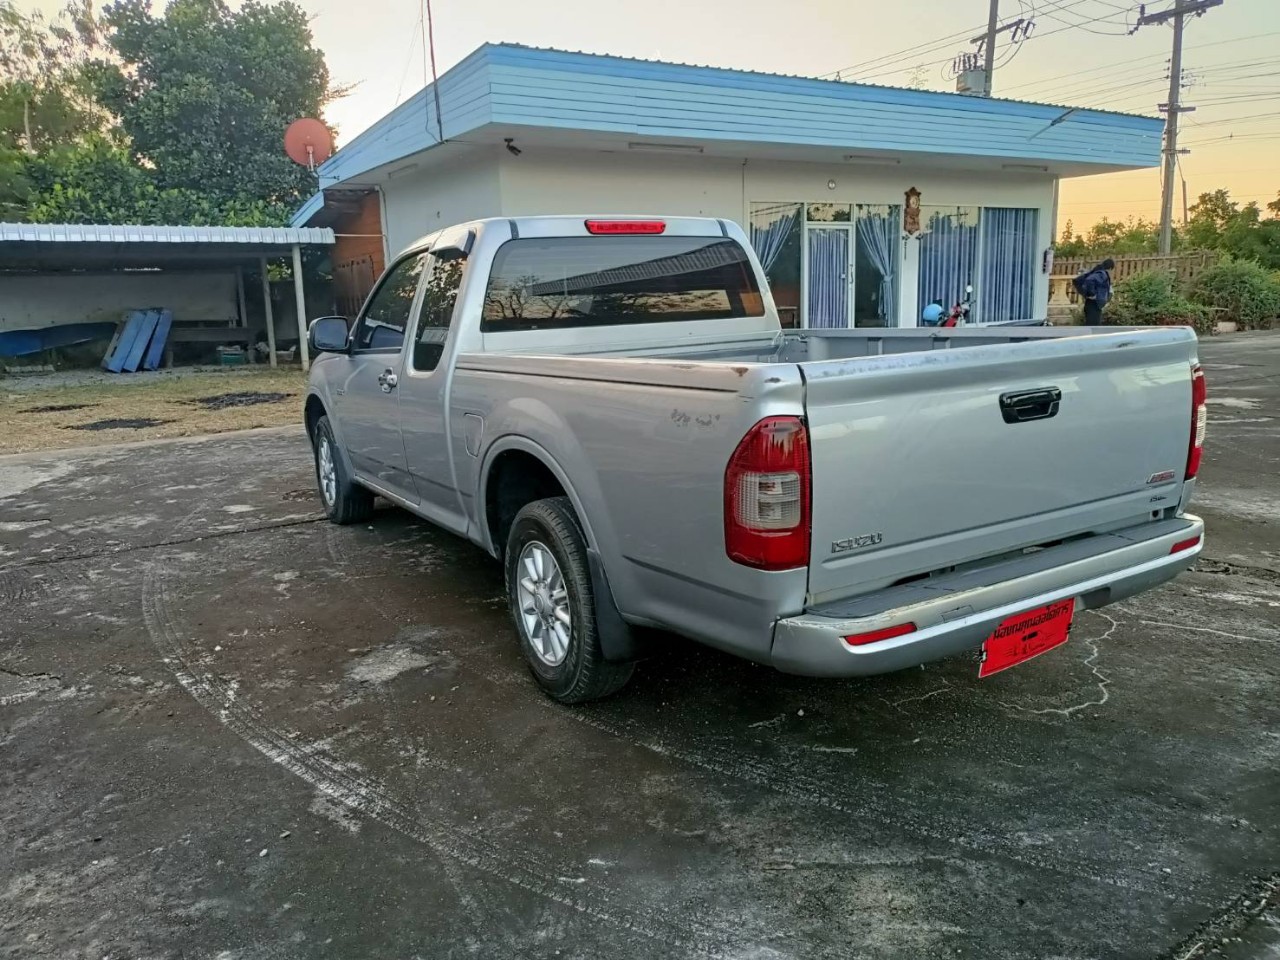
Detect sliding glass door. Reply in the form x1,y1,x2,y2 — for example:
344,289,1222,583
918,206,980,320
750,200,904,329
806,225,851,329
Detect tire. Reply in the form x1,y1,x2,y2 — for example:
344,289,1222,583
504,497,634,703
312,415,374,525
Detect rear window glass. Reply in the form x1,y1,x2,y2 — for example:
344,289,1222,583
480,236,765,333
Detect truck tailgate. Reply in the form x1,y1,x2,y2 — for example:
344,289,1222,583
802,328,1198,604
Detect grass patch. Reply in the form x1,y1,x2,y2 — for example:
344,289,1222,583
0,367,307,455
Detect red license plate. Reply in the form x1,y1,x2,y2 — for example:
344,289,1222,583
978,598,1075,678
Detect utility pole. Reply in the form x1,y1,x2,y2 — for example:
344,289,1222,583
966,2,1029,97
1136,0,1223,253
982,0,1000,96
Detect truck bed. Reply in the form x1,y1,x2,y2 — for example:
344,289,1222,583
463,324,1198,609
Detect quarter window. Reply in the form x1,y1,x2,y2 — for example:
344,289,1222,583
352,254,426,351
412,255,465,371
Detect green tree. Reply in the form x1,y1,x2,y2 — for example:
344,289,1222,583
1185,189,1280,268
97,0,337,212
1057,219,1087,258
1058,216,1161,258
0,0,112,152
1185,189,1239,250
22,136,284,224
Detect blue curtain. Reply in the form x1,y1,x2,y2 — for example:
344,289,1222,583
917,208,980,320
807,229,849,329
749,203,800,273
980,208,1038,324
855,212,897,325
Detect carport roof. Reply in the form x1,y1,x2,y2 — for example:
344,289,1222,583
0,223,335,246
0,222,335,271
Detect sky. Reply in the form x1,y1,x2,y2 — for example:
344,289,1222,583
21,0,1280,234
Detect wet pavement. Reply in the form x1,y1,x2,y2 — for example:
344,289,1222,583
2,333,1279,960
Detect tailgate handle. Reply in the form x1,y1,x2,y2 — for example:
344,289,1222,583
1000,387,1061,424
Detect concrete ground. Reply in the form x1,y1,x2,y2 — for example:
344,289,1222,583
2,333,1278,960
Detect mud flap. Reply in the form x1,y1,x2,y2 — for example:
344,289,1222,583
588,549,642,662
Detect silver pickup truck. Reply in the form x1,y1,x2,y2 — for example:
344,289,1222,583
303,215,1207,702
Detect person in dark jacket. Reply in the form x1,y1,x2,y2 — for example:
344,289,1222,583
1074,258,1115,325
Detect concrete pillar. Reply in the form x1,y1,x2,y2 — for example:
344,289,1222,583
292,243,310,372
235,266,252,362
260,256,277,367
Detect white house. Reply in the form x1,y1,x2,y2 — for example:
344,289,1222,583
294,43,1162,329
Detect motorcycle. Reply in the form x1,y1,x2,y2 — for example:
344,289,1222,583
941,285,973,327
922,285,973,327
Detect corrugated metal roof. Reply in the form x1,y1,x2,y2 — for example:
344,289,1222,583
312,42,1162,197
484,43,1160,120
0,223,335,245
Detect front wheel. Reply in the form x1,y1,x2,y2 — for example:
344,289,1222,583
504,497,634,703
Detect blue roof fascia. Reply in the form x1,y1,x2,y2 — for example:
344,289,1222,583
290,190,325,228
315,44,496,188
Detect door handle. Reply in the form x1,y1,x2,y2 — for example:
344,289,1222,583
999,387,1061,424
378,369,398,393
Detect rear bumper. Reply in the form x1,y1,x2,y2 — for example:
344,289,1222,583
770,515,1203,677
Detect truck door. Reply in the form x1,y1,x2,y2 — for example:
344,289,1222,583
398,252,468,533
330,251,426,501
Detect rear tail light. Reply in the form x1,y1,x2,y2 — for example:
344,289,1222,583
843,623,917,647
1185,363,1207,480
584,219,666,235
725,416,810,570
1170,534,1202,555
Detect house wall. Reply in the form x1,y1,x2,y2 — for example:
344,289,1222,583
332,191,386,274
0,271,237,332
490,148,1057,324
331,191,387,318
379,151,504,257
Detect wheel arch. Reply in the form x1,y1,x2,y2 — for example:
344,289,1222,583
478,436,599,558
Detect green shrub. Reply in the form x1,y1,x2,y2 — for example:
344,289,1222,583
1103,271,1213,335
1188,258,1280,329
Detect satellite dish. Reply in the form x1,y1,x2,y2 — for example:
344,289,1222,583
284,118,333,171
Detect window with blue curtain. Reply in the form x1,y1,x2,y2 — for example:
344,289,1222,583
854,204,900,327
917,207,979,320
748,202,802,327
979,208,1038,324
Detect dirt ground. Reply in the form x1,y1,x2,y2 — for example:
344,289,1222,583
0,366,306,455
1,334,1278,959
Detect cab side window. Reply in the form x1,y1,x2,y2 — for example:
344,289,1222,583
352,254,427,352
412,255,465,371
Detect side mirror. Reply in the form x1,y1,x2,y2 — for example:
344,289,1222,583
308,316,350,354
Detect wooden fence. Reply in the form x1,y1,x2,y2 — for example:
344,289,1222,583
1049,251,1217,313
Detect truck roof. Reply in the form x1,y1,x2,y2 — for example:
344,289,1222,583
402,215,739,257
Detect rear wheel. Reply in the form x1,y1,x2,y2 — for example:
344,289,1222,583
504,497,634,703
312,415,374,525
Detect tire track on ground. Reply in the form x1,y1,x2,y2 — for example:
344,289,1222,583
319,523,1208,904
141,527,756,959
467,620,1205,905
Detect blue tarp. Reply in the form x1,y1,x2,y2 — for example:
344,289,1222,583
0,322,117,357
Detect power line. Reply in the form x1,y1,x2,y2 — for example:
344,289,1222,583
819,21,992,80
829,0,1104,83
1000,30,1280,95
1031,0,1136,35
850,7,1137,85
